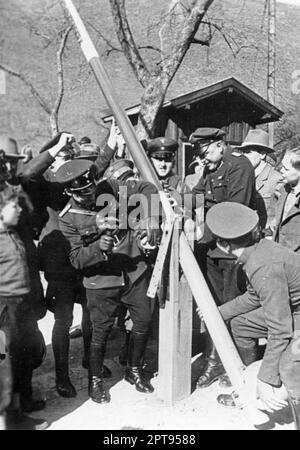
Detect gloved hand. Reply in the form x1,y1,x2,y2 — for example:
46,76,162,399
40,132,74,157
99,234,115,253
162,185,183,209
21,144,33,163
96,215,119,235
138,216,161,247
107,118,124,152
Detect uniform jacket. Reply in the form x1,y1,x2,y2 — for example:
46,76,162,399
255,163,283,229
192,152,256,212
192,152,256,258
59,179,158,290
21,145,115,281
0,228,30,298
272,183,300,253
219,239,300,386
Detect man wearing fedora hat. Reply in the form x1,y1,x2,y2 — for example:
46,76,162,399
0,135,28,185
235,129,283,230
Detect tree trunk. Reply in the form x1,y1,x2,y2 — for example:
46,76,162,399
137,0,214,139
50,113,59,136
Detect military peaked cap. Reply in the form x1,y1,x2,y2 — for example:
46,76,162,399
104,159,134,181
147,137,178,158
55,159,96,188
189,128,226,145
76,143,100,161
206,202,259,240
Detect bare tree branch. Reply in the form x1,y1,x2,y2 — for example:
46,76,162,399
191,37,210,46
88,20,162,57
0,63,51,115
50,25,72,135
87,20,122,55
109,0,151,87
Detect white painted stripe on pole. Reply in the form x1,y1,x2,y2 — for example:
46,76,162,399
63,0,99,61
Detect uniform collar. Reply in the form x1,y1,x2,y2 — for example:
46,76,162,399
236,243,258,265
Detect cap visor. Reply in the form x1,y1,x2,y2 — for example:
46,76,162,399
235,143,274,153
5,153,25,159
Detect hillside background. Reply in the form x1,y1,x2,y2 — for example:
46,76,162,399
0,0,300,152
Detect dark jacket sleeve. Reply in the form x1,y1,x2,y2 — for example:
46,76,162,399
113,179,159,219
192,175,205,196
227,158,256,207
21,152,55,182
94,144,115,175
59,213,106,271
256,262,293,386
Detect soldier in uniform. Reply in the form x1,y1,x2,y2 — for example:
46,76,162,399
235,129,283,230
103,158,138,366
190,128,257,388
205,202,300,428
147,137,190,197
21,127,119,398
56,159,160,404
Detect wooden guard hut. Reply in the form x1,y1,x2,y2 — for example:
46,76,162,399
102,77,284,178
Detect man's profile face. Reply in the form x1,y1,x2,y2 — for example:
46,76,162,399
243,148,265,169
5,157,19,180
201,141,224,171
151,155,174,179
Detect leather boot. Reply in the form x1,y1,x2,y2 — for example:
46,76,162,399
196,335,225,389
6,410,49,430
218,346,260,396
52,327,76,398
219,345,260,389
88,343,110,404
119,330,131,366
81,329,111,378
237,345,260,366
124,331,154,393
289,398,300,431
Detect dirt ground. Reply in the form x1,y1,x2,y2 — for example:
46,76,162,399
27,305,295,431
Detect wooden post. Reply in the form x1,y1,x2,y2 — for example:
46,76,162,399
156,220,193,405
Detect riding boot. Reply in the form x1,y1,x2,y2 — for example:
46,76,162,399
119,330,131,366
219,345,260,388
288,398,300,431
218,346,261,404
124,331,154,393
81,323,112,378
196,334,225,389
88,343,110,403
52,326,76,398
237,345,260,366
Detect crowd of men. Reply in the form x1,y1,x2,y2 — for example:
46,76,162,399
0,122,299,430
